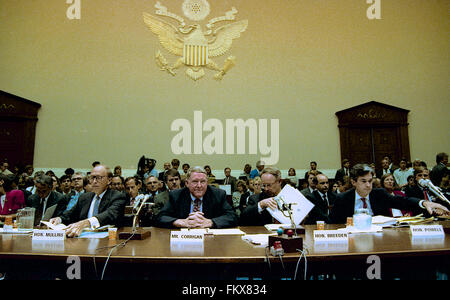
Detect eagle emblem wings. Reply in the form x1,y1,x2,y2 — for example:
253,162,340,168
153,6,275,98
143,1,248,81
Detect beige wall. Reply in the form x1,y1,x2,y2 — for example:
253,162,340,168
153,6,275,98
0,0,448,172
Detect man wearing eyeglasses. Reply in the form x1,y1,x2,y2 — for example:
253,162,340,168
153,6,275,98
50,165,126,237
240,167,281,226
154,166,237,229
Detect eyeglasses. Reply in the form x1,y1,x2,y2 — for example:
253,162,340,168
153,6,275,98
262,182,277,189
190,180,207,186
89,175,106,182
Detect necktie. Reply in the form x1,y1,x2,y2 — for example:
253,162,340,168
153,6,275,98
193,199,201,212
92,195,100,216
323,194,328,204
423,188,430,201
361,197,367,209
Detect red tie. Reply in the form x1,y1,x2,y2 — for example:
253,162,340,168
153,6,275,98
423,188,430,201
193,199,201,212
361,198,367,209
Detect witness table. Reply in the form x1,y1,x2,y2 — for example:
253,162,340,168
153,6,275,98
0,223,449,280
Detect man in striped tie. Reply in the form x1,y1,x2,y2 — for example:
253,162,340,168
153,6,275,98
155,166,237,229
50,165,126,237
329,164,449,224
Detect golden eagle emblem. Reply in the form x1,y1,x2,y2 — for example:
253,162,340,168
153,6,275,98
143,1,248,81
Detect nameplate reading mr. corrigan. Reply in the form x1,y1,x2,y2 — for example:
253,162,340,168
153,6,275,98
170,231,205,243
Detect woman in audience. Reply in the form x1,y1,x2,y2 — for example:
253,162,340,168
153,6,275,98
253,176,262,194
286,168,298,188
380,173,410,217
0,174,25,220
204,165,216,184
231,180,247,216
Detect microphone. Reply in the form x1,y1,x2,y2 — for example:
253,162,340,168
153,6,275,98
131,194,146,214
418,179,450,205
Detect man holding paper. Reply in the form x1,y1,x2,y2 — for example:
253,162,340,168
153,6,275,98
330,164,450,224
50,165,126,237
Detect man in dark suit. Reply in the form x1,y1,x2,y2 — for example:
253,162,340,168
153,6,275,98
50,165,126,237
154,166,237,229
304,174,336,224
334,159,351,184
330,164,449,224
152,168,182,217
223,167,237,193
404,166,449,209
240,167,281,226
28,174,68,226
430,152,448,187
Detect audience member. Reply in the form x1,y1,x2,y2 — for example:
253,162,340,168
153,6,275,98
393,158,414,189
240,163,252,180
250,161,265,179
304,174,335,224
158,162,171,181
300,170,319,198
110,175,125,192
59,175,74,197
334,159,351,184
144,175,160,200
286,168,298,188
380,173,411,217
204,165,216,184
304,161,318,180
0,162,12,175
0,174,25,219
171,159,180,170
113,166,122,177
430,152,449,187
231,179,246,215
152,169,182,217
223,167,237,193
27,174,67,226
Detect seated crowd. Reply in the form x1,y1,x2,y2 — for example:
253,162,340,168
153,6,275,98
0,152,449,237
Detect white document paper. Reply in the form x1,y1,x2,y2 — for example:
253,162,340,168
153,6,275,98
40,221,67,231
266,185,315,225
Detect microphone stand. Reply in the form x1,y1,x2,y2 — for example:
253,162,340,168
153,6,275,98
419,179,450,205
119,195,152,240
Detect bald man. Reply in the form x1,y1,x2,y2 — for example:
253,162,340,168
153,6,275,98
50,165,126,237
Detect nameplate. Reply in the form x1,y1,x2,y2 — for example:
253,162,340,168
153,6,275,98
410,225,444,237
170,231,204,243
313,230,348,242
32,230,66,241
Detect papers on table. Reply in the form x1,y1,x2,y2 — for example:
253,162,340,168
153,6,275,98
40,221,67,231
264,224,296,231
0,228,33,234
241,234,275,247
266,185,314,225
180,228,246,235
338,225,383,234
371,216,397,227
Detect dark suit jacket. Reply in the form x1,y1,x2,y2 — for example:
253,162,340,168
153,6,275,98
329,188,423,224
59,189,126,227
154,186,238,228
152,190,170,217
334,168,350,183
430,163,448,186
303,190,336,224
28,191,68,225
223,176,237,193
239,192,273,226
404,185,449,209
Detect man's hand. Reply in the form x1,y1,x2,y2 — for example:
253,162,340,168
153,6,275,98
423,201,450,216
173,212,213,228
65,219,91,238
186,212,213,228
259,198,278,210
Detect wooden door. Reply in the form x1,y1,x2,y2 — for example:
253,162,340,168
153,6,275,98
336,101,410,170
